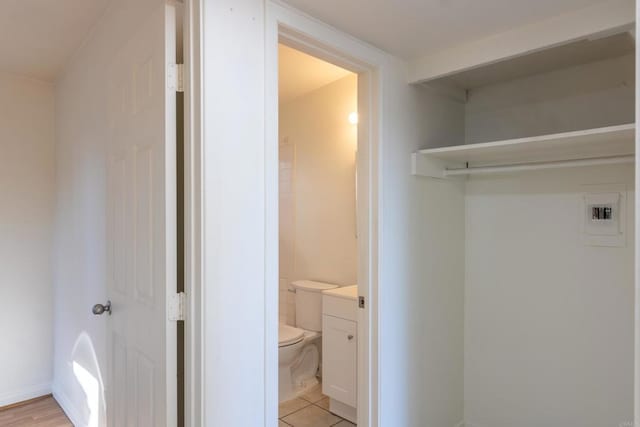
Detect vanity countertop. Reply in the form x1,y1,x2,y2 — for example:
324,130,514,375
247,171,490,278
322,285,358,301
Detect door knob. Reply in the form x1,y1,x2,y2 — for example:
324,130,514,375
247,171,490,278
347,334,354,340
92,301,112,316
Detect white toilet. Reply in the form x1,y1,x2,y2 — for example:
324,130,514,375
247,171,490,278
279,280,338,402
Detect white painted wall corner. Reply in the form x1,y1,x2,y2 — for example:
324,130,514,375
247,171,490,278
52,385,84,427
0,383,51,408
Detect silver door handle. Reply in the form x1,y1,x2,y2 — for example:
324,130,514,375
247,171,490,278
348,334,354,340
92,301,111,316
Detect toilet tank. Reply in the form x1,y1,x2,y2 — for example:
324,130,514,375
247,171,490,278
291,280,338,331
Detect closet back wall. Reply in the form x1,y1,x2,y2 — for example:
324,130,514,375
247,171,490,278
465,54,634,143
464,165,634,427
0,71,55,406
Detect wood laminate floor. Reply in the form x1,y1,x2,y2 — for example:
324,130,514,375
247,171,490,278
0,395,72,426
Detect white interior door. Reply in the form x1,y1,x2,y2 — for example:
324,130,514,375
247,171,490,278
106,2,177,426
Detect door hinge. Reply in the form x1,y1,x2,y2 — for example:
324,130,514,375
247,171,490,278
168,63,184,92
169,292,186,321
358,296,365,309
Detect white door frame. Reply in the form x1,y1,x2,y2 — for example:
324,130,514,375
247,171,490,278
185,1,389,425
635,1,640,424
266,2,386,425
181,0,204,425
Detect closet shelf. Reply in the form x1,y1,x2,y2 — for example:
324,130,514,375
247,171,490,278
411,124,635,178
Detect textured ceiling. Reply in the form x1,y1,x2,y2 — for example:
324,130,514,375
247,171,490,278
282,0,604,59
0,0,109,81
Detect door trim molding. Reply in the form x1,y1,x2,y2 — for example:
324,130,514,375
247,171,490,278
266,2,384,425
182,0,204,425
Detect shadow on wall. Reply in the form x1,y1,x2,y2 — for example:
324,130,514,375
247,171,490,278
71,332,106,427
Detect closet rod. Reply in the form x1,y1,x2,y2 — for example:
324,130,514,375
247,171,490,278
444,155,635,176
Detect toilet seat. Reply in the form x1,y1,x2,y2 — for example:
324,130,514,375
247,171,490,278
279,324,305,347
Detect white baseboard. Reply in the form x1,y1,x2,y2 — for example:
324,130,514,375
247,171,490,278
0,382,51,407
52,384,84,427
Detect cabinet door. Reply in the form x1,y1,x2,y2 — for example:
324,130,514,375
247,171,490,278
322,315,357,407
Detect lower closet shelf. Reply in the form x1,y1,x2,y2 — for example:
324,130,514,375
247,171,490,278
412,123,635,178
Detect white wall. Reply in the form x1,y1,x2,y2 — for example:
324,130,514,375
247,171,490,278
202,0,267,425
464,165,634,427
465,54,635,144
202,1,467,425
279,74,358,325
0,72,55,406
52,0,164,425
383,83,466,427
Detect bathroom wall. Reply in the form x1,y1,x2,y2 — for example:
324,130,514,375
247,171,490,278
278,141,297,325
279,74,358,325
0,71,55,406
464,165,634,427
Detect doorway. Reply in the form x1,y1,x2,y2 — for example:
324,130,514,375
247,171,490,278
276,43,358,426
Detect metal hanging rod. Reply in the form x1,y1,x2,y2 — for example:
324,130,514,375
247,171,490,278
444,155,635,177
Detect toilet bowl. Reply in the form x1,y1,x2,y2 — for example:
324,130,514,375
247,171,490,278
279,324,305,366
278,325,319,402
278,280,338,402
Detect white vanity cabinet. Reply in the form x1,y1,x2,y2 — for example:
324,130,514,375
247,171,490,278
323,313,357,406
322,285,358,423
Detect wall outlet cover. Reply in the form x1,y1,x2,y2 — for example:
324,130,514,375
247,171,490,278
581,183,626,247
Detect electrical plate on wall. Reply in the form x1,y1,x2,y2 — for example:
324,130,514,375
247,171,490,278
581,184,627,247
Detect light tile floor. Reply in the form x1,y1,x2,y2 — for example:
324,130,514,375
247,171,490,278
278,383,356,427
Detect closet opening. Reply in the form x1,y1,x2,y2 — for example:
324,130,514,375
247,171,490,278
412,28,635,427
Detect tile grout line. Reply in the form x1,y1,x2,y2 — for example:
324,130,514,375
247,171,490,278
279,400,313,420
311,399,349,425
279,384,352,426
280,399,349,426
312,401,343,420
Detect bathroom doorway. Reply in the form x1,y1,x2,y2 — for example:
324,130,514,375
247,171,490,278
276,43,361,426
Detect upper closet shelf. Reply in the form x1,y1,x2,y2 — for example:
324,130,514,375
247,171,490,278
412,124,635,178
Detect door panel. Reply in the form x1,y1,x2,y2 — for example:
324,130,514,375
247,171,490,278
112,333,127,427
106,3,177,426
112,155,127,295
134,145,155,304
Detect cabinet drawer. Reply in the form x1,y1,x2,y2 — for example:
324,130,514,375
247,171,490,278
322,315,357,407
323,295,357,321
